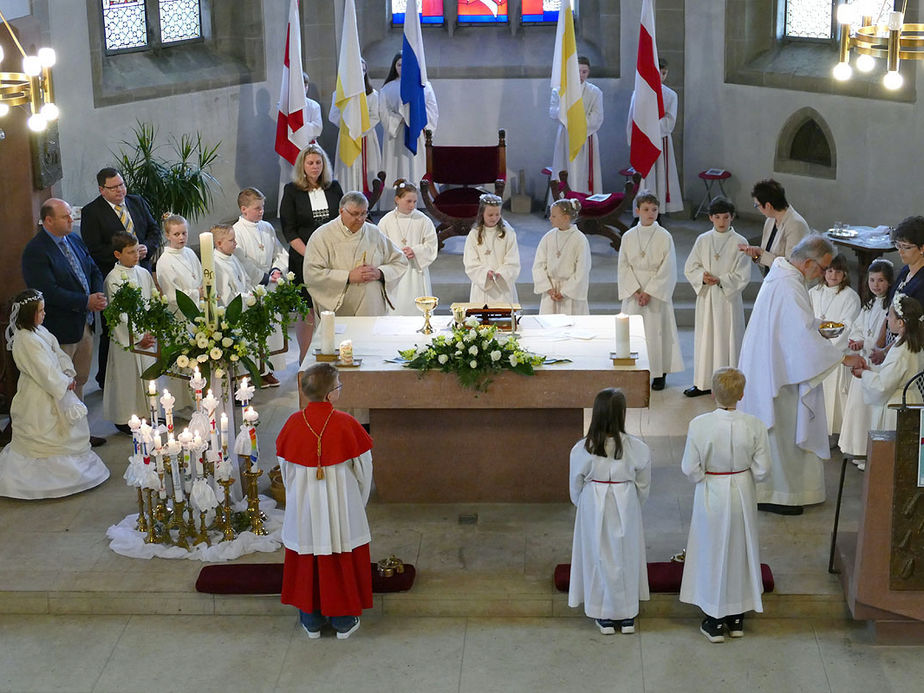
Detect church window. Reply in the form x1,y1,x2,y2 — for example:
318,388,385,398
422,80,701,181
783,0,894,41
158,0,202,45
774,107,837,179
521,0,565,24
457,0,509,24
101,0,203,54
391,0,445,26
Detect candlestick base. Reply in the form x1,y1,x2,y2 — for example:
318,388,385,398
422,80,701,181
241,466,267,536
194,510,212,547
172,500,191,549
136,488,149,533
610,351,638,366
144,489,158,544
217,478,236,542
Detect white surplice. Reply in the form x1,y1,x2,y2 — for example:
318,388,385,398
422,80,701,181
626,85,683,213
0,326,109,499
532,225,591,315
103,264,157,425
378,209,438,315
684,227,752,390
379,79,438,202
838,300,889,456
232,217,289,287
304,217,409,316
550,81,604,195
679,408,770,618
738,257,843,506
213,250,250,308
860,341,924,431
463,223,521,304
809,284,861,435
568,435,651,621
617,222,684,376
155,246,202,314
329,89,384,197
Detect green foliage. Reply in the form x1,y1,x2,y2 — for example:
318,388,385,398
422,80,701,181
398,319,544,392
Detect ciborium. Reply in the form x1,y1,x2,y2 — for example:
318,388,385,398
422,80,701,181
415,295,439,334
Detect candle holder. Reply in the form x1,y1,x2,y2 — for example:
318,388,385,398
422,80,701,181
217,477,236,542
240,454,267,536
144,489,158,544
194,510,212,547
171,500,192,549
136,488,149,534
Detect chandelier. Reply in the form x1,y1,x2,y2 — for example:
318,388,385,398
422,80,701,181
832,1,924,90
0,8,58,132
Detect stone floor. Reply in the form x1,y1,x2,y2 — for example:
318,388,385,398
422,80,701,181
0,208,911,691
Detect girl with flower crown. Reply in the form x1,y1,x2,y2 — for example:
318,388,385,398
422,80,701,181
532,198,592,315
463,194,520,304
0,289,109,498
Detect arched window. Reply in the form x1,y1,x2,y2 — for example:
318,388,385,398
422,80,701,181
783,0,893,41
102,0,203,54
774,107,837,179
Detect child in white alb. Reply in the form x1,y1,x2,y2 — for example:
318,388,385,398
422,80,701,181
463,194,520,304
680,367,770,643
532,198,591,314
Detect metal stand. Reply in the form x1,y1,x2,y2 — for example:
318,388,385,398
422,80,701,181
828,455,850,574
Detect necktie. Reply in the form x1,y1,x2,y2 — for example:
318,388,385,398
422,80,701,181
59,237,89,294
115,204,135,236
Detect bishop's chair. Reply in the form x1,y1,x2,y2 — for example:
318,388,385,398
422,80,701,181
549,170,641,252
420,129,507,247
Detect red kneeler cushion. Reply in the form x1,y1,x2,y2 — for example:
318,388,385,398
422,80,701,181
427,186,483,218
196,562,416,595
560,191,626,215
554,562,774,594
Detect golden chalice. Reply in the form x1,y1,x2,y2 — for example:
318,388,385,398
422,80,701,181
415,295,439,334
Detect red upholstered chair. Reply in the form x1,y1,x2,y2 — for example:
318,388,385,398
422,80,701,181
549,171,641,252
420,129,507,247
365,171,387,209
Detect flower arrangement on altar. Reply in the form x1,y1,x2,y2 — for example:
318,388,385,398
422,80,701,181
398,317,544,392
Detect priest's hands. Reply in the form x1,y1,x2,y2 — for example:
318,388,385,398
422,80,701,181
703,272,720,286
547,288,563,302
349,264,382,284
402,246,416,260
635,290,651,307
848,339,864,351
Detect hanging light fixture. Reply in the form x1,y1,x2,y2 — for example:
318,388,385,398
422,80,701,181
0,7,57,132
832,1,923,90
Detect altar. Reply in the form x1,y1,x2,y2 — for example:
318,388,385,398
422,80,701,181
299,315,650,502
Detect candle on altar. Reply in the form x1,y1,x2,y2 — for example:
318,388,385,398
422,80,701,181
235,376,254,414
177,428,194,499
614,314,631,359
319,310,336,354
128,414,142,457
220,412,228,436
160,389,175,434
193,432,204,475
153,432,162,450
199,231,214,286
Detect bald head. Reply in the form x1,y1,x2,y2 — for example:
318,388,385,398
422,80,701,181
40,198,74,238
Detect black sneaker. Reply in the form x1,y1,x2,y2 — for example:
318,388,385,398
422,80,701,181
757,503,804,516
725,615,744,638
595,619,615,635
700,617,725,643
683,386,711,398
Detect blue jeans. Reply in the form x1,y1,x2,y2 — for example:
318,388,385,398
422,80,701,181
299,610,356,632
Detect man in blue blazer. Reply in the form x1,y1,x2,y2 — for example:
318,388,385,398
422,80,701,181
22,199,107,449
80,167,160,389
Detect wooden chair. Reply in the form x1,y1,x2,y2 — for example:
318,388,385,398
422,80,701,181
365,171,387,210
549,171,641,252
420,129,506,248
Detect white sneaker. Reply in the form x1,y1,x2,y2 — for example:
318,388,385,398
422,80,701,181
335,617,360,640
857,461,866,471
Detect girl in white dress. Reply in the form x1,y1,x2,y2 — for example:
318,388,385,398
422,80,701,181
809,254,861,436
0,290,109,499
378,180,438,315
568,388,650,635
838,260,893,466
532,199,591,314
463,194,520,304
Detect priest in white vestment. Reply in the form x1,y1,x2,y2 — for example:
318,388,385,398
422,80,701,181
683,200,752,396
738,235,865,514
550,57,603,196
304,191,408,316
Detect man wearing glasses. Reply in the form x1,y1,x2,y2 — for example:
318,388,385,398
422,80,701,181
79,168,160,390
738,178,810,276
304,191,408,316
737,235,865,516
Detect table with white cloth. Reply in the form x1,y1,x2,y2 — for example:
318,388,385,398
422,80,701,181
298,315,650,502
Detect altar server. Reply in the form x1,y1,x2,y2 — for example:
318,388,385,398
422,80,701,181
550,56,603,196
305,191,408,316
532,198,591,314
233,188,289,288
378,180,438,315
683,198,752,397
839,260,893,466
809,254,861,436
617,192,683,390
0,290,109,499
211,225,250,307
278,362,373,639
103,233,157,432
738,235,865,515
329,60,383,197
569,387,650,635
463,194,520,304
680,368,771,643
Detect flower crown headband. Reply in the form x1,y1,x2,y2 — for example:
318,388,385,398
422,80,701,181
479,194,502,205
5,291,44,350
892,292,924,322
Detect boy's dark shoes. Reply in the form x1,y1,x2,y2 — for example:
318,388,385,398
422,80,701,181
757,503,803,516
114,424,132,434
725,615,744,638
620,617,636,634
596,619,616,635
335,617,360,640
683,386,711,398
700,617,725,643
651,375,666,391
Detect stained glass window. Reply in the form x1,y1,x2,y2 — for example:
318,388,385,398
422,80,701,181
102,0,148,52
457,0,508,24
159,0,202,44
522,0,563,24
391,0,445,26
784,1,894,41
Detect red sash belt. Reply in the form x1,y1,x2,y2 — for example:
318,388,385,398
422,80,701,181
705,469,749,475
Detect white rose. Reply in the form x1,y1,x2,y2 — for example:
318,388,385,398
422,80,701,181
438,354,449,364
469,360,478,368
490,350,501,362
245,294,256,307
120,271,129,280
222,337,233,347
212,332,222,341
254,285,267,297
176,354,190,368
286,271,295,281
196,353,209,363
464,317,479,328
210,347,223,360
196,334,209,348
468,345,478,355
214,368,225,378
230,354,239,362
509,354,518,366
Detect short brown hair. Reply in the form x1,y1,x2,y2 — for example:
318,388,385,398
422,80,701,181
163,214,187,235
712,367,746,407
112,231,138,253
210,224,235,242
634,191,660,210
299,362,340,401
238,187,266,209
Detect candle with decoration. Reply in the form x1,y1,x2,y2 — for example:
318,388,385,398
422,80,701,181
235,376,255,420
189,366,206,411
160,389,175,436
147,380,159,428
243,406,260,472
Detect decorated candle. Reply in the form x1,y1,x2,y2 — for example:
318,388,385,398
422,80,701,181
193,432,204,476
319,310,336,354
614,314,631,359
339,339,353,365
220,412,228,436
160,389,175,434
199,231,214,286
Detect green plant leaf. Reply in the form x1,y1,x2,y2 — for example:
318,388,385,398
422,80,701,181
225,294,243,322
239,354,261,386
175,290,202,323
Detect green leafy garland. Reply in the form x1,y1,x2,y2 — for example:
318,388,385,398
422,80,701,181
104,273,309,387
398,318,544,392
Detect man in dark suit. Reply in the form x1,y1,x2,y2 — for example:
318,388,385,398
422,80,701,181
22,198,107,447
80,167,160,388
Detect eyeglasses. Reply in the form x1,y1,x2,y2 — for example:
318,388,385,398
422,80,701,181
103,182,126,190
810,258,831,272
895,242,919,252
752,201,760,209
328,383,343,395
342,208,368,219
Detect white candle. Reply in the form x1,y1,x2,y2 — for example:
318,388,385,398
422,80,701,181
193,433,204,476
319,310,336,354
199,231,214,286
153,432,162,450
220,412,228,435
615,314,631,359
148,380,157,396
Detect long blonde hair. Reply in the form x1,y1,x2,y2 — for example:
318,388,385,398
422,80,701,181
474,194,504,245
292,144,333,191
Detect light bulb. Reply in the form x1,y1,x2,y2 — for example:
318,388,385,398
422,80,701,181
856,54,875,72
41,102,59,121
833,61,853,81
38,47,56,68
0,103,9,117
27,113,47,132
883,70,904,90
836,3,854,25
22,55,42,77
